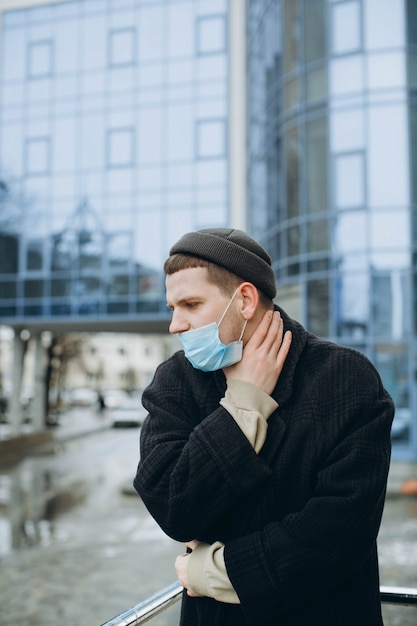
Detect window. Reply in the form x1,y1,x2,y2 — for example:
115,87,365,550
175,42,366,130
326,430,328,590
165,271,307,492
28,40,53,78
196,119,226,159
334,152,364,209
107,128,135,168
109,28,136,67
25,137,50,175
307,278,330,337
197,16,226,55
26,241,44,271
331,1,361,55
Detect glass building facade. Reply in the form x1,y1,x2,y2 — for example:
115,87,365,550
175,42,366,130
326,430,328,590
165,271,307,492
0,0,416,459
247,0,417,459
0,0,230,328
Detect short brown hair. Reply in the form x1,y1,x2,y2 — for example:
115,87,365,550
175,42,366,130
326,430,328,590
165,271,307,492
164,253,273,308
164,253,242,297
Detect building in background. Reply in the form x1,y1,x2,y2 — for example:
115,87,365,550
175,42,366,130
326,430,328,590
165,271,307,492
0,0,241,332
0,0,416,459
246,0,417,460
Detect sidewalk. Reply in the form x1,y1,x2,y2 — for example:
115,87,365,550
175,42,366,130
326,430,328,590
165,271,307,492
0,406,112,462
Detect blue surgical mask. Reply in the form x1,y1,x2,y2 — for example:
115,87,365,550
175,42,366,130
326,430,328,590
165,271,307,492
178,289,247,372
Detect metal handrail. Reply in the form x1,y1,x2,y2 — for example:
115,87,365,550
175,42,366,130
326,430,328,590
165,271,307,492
101,581,183,626
380,585,417,605
101,582,417,626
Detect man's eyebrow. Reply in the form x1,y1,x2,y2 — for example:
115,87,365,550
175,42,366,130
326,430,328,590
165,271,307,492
166,296,201,309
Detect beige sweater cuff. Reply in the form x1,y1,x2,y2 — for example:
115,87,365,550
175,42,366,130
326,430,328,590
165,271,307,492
187,541,240,604
220,379,278,453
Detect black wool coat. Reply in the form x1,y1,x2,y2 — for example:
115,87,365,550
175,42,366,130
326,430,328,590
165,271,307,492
134,307,394,626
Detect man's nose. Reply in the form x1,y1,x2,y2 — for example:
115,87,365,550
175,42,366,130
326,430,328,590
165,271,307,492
169,311,189,335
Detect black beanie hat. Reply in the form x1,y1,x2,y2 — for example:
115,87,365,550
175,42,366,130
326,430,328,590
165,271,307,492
169,228,276,299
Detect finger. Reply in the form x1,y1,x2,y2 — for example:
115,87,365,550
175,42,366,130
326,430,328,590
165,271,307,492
261,311,284,353
244,310,274,349
276,330,292,367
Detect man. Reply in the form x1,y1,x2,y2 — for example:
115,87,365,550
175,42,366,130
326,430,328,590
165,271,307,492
134,228,394,626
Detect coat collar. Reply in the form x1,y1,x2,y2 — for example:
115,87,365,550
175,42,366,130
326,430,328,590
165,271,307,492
271,305,307,408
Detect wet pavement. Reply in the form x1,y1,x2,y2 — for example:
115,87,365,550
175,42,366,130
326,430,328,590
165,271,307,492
0,408,416,626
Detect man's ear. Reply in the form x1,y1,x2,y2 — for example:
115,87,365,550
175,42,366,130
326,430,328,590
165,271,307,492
238,282,259,320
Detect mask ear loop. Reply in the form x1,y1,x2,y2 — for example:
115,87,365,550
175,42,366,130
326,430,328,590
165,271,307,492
238,319,248,341
217,288,240,327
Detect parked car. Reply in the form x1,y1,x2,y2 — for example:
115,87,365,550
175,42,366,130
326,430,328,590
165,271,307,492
109,395,146,428
391,408,411,440
70,388,98,407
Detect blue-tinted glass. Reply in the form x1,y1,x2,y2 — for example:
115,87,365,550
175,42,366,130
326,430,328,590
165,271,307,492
138,108,162,164
368,105,408,208
197,119,226,159
109,28,136,66
3,9,25,27
365,0,405,49
330,55,364,95
330,109,365,151
25,137,50,175
3,29,25,81
82,15,106,70
335,153,364,209
138,6,164,62
332,1,361,54
168,2,194,57
53,119,77,172
367,52,406,90
26,242,43,271
197,16,226,54
197,55,227,80
336,272,369,338
28,41,53,77
108,128,135,168
55,21,79,73
168,105,194,160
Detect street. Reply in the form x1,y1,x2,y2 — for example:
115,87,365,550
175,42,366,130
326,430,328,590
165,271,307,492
0,420,182,625
0,416,416,626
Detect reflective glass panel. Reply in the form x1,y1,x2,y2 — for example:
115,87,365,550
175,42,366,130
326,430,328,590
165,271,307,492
331,1,361,55
307,219,328,253
330,55,364,95
138,6,164,61
367,52,406,90
28,41,53,78
197,16,226,54
306,116,328,214
368,105,409,208
365,0,405,49
336,272,369,339
197,119,226,159
285,126,300,219
109,28,136,66
307,278,329,337
26,242,43,271
25,138,50,175
372,270,409,339
374,344,410,444
335,153,364,209
330,109,364,152
304,0,326,63
168,2,194,57
107,128,135,168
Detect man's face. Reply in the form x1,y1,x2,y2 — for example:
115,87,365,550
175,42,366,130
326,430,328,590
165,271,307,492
166,267,242,343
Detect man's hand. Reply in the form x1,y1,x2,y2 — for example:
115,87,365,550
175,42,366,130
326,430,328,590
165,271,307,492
175,540,202,598
224,310,292,396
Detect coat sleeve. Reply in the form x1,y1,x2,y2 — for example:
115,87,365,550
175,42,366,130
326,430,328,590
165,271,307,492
133,357,274,542
224,353,394,622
